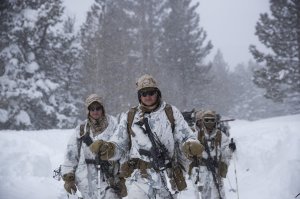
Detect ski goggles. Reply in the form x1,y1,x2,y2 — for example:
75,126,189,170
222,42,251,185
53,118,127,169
89,106,102,112
139,90,157,97
203,117,216,123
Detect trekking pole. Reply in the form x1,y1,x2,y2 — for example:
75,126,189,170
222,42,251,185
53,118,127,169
227,176,236,193
95,154,102,199
97,164,101,199
295,193,300,198
233,152,240,199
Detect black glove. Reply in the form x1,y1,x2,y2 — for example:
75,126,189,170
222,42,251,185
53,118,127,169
229,138,236,152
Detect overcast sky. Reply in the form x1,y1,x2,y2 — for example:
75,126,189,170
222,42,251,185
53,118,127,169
64,0,270,69
196,0,270,68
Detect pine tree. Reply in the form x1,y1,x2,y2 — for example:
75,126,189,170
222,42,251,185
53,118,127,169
201,50,232,115
228,61,287,120
80,0,105,95
0,0,81,129
159,0,212,109
126,0,169,75
52,17,84,128
249,0,300,112
80,0,138,114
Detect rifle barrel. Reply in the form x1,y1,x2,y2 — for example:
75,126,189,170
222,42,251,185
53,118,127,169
219,119,235,122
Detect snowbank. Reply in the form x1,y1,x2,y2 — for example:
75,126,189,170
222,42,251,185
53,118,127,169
0,115,299,199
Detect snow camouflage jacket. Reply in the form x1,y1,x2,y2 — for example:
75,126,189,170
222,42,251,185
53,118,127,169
191,127,233,199
61,115,120,199
199,128,232,174
109,101,197,196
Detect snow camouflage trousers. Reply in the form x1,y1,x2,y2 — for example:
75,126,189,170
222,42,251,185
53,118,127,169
126,169,177,199
75,163,121,199
191,166,226,199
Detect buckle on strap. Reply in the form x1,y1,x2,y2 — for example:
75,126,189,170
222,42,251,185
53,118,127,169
85,159,96,164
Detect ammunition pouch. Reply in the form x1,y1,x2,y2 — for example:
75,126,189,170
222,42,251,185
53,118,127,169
218,161,228,178
120,158,173,178
119,161,134,178
112,177,127,198
121,158,187,192
171,165,187,191
119,158,152,178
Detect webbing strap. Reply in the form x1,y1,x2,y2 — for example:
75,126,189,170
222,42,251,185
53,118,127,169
164,104,175,132
127,107,138,149
127,104,175,149
82,132,93,146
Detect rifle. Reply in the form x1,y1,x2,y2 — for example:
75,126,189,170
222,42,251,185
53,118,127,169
82,133,116,195
203,137,223,199
137,117,170,170
136,117,174,198
216,117,235,136
219,119,235,123
94,155,112,180
82,133,112,176
182,109,195,127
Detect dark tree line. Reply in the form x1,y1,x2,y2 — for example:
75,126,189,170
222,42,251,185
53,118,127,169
0,0,298,130
80,0,212,113
0,0,83,129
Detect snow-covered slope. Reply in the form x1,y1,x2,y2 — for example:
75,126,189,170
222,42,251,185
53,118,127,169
0,115,299,199
227,115,300,199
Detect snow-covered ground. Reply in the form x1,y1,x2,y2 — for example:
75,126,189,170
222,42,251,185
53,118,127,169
1,114,300,199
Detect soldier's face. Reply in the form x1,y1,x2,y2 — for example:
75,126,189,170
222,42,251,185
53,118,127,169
203,117,216,131
140,90,158,106
88,102,103,120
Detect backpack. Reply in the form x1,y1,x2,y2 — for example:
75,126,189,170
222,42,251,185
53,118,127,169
127,104,175,149
182,110,232,136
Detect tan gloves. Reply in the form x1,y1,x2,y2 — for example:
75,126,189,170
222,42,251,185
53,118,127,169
116,177,128,197
90,140,116,160
183,140,204,159
62,173,77,194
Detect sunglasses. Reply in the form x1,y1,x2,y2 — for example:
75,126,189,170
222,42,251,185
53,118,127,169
140,90,157,97
204,118,216,123
89,107,102,112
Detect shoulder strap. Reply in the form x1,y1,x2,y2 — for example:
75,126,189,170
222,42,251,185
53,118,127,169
215,130,222,148
126,104,175,150
127,107,138,150
164,104,175,133
198,129,205,144
80,124,85,137
75,124,86,168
